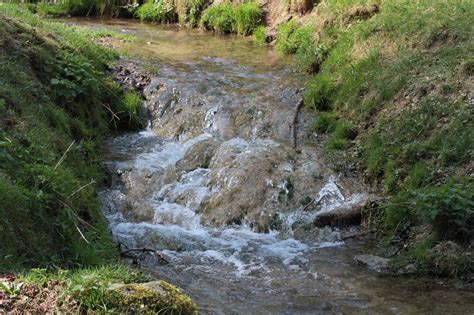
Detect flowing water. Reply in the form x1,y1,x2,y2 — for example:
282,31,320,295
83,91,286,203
68,19,474,314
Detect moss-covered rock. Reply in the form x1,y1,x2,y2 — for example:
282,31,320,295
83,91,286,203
109,281,198,314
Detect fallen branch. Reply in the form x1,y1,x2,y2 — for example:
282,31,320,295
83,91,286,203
291,98,304,149
117,242,169,265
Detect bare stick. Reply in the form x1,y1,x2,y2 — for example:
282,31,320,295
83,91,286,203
54,140,75,171
291,98,305,149
68,179,96,198
75,223,90,244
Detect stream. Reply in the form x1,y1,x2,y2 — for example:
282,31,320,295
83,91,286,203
68,18,474,314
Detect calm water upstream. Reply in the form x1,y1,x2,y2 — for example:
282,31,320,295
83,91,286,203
66,18,474,314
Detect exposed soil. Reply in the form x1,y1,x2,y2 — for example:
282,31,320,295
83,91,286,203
0,275,77,314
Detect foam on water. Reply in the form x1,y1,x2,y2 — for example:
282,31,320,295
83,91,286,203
100,132,359,277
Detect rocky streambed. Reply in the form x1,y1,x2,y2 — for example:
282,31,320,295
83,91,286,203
64,18,474,314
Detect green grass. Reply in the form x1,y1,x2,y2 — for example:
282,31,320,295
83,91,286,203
282,0,473,194
200,1,263,35
134,0,177,23
278,0,474,272
234,1,263,35
18,266,198,313
253,25,269,44
21,265,150,311
27,0,136,17
200,3,235,34
0,5,140,269
276,20,325,72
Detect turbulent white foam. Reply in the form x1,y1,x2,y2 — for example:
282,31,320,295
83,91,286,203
130,133,213,171
100,133,363,277
133,141,184,170
155,168,211,209
153,202,201,229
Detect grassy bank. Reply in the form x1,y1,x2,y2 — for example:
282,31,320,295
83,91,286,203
275,0,474,276
0,4,143,270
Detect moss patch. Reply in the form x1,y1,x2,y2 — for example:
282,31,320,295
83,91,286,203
109,281,198,314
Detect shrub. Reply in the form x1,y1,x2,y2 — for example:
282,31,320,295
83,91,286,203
384,178,474,241
234,1,263,35
135,0,177,23
200,3,235,33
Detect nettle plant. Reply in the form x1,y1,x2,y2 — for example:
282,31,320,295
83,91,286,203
46,53,100,104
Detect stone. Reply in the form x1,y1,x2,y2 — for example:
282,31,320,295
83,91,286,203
354,254,390,273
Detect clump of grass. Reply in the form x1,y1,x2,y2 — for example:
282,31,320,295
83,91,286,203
134,0,177,23
253,25,269,44
36,3,67,17
122,91,144,128
310,112,338,133
276,20,324,72
200,1,263,35
200,3,235,33
276,20,302,54
304,74,335,111
234,1,263,35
